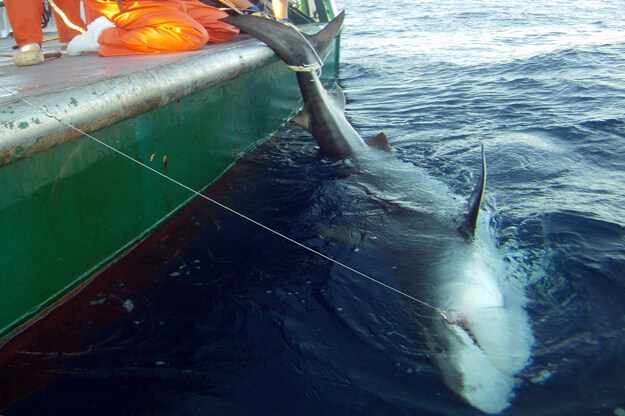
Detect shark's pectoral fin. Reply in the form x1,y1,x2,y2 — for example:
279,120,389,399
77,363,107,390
320,224,377,250
365,132,391,152
320,224,362,245
293,104,313,134
294,84,344,134
458,144,487,240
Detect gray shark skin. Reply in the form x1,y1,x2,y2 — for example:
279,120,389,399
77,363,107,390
223,12,376,158
223,13,533,414
317,149,532,414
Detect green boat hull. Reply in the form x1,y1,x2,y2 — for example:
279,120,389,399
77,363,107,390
0,16,339,343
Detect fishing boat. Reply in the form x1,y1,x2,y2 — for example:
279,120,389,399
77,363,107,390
0,1,340,346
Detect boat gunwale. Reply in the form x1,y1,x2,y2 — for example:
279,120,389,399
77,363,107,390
0,27,323,168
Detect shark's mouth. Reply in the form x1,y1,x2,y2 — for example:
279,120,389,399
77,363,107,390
455,320,481,348
444,311,484,350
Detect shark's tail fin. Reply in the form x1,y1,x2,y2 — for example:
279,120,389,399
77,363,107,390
459,144,487,240
305,11,345,56
221,11,345,68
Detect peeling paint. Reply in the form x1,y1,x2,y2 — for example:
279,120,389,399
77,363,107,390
69,98,78,106
18,121,29,129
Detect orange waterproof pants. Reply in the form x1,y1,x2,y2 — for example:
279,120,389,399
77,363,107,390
81,0,239,56
5,0,86,47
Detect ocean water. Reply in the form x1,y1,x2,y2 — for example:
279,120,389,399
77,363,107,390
4,0,625,415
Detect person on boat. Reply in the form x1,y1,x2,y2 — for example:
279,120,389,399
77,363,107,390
67,0,261,56
270,0,289,23
200,0,289,22
242,0,289,22
5,0,86,66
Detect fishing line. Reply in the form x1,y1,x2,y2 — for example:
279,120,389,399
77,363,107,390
2,87,448,321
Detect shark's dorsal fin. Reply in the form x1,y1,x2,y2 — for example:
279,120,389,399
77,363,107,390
459,144,487,240
365,132,391,152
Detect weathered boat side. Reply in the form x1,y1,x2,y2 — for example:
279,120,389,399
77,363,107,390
0,15,340,343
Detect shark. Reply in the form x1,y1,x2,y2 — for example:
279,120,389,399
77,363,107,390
224,11,389,158
222,12,534,414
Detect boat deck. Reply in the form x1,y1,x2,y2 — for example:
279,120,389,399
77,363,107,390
0,34,263,99
0,33,278,165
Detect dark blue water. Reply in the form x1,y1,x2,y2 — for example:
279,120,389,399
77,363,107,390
4,1,625,415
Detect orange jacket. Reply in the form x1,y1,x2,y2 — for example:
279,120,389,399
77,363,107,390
82,0,239,56
5,0,86,47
